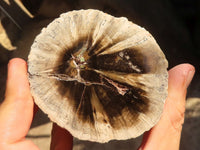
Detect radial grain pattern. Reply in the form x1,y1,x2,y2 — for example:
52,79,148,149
28,9,168,143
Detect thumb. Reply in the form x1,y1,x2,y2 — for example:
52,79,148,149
139,64,195,150
0,58,34,144
166,64,195,131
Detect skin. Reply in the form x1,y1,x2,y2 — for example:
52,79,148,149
0,58,195,150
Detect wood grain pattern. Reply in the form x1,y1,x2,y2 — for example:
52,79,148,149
28,9,168,143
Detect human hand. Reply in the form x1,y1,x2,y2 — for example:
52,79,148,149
138,64,195,150
0,58,73,150
0,58,195,150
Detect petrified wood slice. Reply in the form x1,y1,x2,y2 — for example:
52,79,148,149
28,9,168,143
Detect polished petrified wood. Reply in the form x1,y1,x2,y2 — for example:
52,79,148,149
28,9,168,143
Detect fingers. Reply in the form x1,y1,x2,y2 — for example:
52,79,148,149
0,58,34,144
138,64,195,150
50,123,73,150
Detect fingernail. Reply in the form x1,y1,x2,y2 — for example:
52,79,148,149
186,70,195,88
